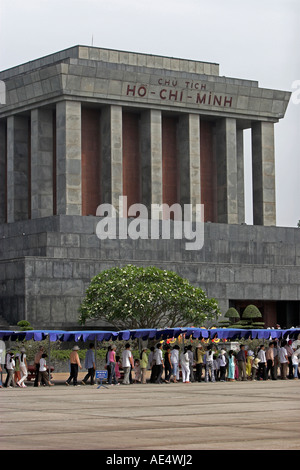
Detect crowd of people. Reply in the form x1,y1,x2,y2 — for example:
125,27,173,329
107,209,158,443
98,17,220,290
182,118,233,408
1,338,299,388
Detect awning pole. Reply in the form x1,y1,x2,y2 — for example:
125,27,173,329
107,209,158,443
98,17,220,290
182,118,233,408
95,337,97,371
48,335,51,381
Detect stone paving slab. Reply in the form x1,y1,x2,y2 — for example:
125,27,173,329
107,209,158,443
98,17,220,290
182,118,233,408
0,377,299,451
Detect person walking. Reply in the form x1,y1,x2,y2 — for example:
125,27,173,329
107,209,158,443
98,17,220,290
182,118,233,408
122,343,134,385
170,345,180,383
5,352,16,388
236,344,247,381
164,345,172,383
148,346,156,383
273,340,280,379
82,343,96,385
180,346,190,383
108,344,119,386
278,340,289,380
140,347,148,384
187,345,194,382
285,340,294,379
218,349,227,382
65,345,82,386
205,346,215,383
195,344,205,382
227,350,235,382
292,349,299,379
16,348,28,388
266,342,276,380
257,345,267,380
252,358,260,380
153,343,164,384
38,354,54,387
34,346,45,387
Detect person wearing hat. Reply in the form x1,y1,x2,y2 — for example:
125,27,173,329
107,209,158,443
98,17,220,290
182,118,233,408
65,345,82,386
251,357,260,381
218,349,227,382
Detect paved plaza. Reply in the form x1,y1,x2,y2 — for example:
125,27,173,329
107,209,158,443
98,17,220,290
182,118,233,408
1,373,299,451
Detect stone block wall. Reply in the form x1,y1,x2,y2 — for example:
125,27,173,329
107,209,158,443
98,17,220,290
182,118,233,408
0,216,299,328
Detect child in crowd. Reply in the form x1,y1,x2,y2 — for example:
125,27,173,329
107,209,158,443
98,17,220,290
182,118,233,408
133,359,141,383
251,358,260,381
213,354,219,381
115,355,121,382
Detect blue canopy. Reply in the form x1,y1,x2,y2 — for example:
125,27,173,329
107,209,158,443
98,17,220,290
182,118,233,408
0,327,299,342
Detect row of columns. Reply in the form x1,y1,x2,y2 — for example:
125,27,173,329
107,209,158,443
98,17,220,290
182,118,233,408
0,100,276,226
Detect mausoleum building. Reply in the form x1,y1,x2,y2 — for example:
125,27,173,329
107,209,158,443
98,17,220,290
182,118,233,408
0,45,299,329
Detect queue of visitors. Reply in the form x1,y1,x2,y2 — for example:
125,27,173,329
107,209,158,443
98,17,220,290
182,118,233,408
1,338,299,388
102,339,300,385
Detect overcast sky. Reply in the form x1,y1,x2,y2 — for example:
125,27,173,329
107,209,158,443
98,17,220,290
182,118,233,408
0,0,299,227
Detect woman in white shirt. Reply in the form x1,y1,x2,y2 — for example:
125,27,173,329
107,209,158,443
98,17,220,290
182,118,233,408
257,345,267,380
38,354,54,386
170,345,180,383
278,340,288,380
17,348,28,388
180,346,190,383
205,346,215,383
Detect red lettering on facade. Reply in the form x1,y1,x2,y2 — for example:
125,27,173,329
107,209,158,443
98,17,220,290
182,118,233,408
224,96,232,107
138,86,147,97
169,89,178,101
196,93,206,104
126,85,136,96
213,95,222,106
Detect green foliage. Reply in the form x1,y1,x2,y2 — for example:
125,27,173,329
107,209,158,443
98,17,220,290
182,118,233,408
217,307,240,328
17,320,33,331
232,304,265,329
224,308,240,319
242,304,262,319
78,264,220,329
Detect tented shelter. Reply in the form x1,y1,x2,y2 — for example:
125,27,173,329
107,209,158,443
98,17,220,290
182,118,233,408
1,327,300,342
1,328,299,380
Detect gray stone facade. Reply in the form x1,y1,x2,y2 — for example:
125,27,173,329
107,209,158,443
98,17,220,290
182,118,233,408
0,46,298,329
0,216,299,328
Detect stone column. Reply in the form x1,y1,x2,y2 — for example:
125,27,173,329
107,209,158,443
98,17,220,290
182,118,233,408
215,117,238,224
236,128,245,224
0,121,6,223
6,115,30,222
100,105,123,213
177,114,201,219
252,121,276,226
31,108,54,219
140,109,163,216
56,101,81,215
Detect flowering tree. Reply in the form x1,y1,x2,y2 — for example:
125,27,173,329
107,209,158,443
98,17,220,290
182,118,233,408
79,265,220,329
